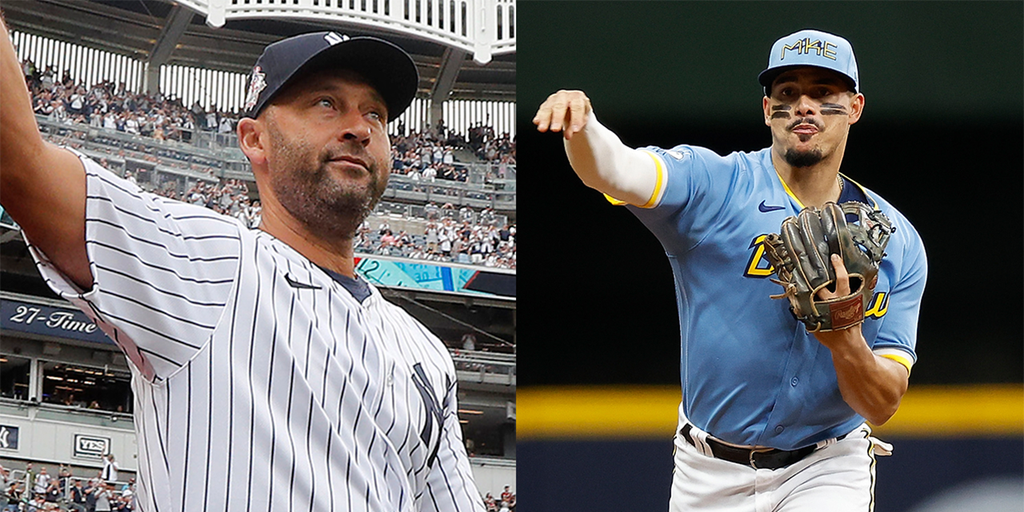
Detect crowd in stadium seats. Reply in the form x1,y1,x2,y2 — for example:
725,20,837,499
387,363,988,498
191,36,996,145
1,463,135,512
149,173,262,228
21,57,515,164
23,59,238,145
356,209,516,269
482,486,516,512
392,128,515,186
21,59,516,269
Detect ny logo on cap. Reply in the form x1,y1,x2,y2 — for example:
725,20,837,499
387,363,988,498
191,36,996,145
781,38,838,61
324,32,350,46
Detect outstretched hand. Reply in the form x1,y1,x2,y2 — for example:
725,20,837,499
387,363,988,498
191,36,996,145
533,90,592,140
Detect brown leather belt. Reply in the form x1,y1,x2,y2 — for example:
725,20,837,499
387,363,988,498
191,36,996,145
680,423,847,470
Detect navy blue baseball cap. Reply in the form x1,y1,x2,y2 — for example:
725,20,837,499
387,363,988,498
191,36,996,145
242,31,418,120
758,29,860,96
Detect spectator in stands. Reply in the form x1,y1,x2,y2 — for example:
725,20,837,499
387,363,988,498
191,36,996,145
424,222,439,253
33,466,50,497
218,115,233,134
422,164,437,182
59,465,71,496
378,229,395,250
3,480,20,512
25,493,46,512
68,479,87,512
461,333,476,352
44,480,61,503
120,478,134,495
101,454,118,485
20,57,35,84
483,493,497,512
116,488,133,512
0,466,7,511
22,463,34,495
39,65,54,92
93,483,113,512
84,477,99,512
439,229,452,258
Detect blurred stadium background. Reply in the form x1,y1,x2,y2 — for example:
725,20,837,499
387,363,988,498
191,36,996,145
517,2,1022,512
0,0,515,508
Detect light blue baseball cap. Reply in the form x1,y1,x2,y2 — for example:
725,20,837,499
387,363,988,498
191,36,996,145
758,29,859,95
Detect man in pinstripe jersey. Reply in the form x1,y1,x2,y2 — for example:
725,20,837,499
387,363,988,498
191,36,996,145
1,19,486,512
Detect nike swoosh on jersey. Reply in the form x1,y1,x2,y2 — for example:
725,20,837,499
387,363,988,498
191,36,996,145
284,273,322,289
758,200,785,213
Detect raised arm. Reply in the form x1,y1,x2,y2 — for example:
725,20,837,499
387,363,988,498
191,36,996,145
0,16,91,289
533,90,658,207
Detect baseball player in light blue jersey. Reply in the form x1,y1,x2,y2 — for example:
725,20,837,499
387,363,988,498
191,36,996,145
535,29,926,510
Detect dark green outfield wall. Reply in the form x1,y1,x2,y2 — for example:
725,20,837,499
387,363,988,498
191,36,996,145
518,1,1022,123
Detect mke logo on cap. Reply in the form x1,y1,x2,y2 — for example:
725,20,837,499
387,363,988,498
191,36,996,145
244,65,267,112
781,38,839,61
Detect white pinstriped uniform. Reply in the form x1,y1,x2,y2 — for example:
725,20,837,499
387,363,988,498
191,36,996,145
29,153,485,512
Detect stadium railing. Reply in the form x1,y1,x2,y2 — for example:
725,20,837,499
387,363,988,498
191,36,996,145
182,0,516,64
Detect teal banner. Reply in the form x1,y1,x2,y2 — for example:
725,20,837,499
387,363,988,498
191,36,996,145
354,257,515,299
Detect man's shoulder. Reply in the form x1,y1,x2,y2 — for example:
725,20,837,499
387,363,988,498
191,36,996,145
641,144,770,169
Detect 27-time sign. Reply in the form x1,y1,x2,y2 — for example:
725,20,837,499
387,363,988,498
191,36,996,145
1,298,112,346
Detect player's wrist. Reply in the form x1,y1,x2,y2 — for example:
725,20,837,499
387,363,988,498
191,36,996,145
813,323,865,353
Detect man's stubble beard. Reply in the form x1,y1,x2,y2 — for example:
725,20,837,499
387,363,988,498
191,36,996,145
266,122,387,241
782,146,824,168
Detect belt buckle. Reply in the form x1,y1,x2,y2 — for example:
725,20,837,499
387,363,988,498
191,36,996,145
748,447,774,470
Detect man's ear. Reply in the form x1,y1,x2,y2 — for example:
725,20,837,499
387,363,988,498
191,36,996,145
847,93,865,125
237,117,268,168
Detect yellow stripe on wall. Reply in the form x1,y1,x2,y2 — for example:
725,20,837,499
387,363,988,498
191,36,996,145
518,386,681,439
517,384,1024,440
877,384,1024,437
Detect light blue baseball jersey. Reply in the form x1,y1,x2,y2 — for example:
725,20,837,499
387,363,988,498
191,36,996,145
623,145,927,451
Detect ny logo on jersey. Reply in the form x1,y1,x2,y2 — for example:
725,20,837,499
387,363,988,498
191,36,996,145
411,363,443,467
744,234,888,319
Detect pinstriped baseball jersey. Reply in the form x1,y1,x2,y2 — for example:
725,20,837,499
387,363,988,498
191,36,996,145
28,152,485,512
